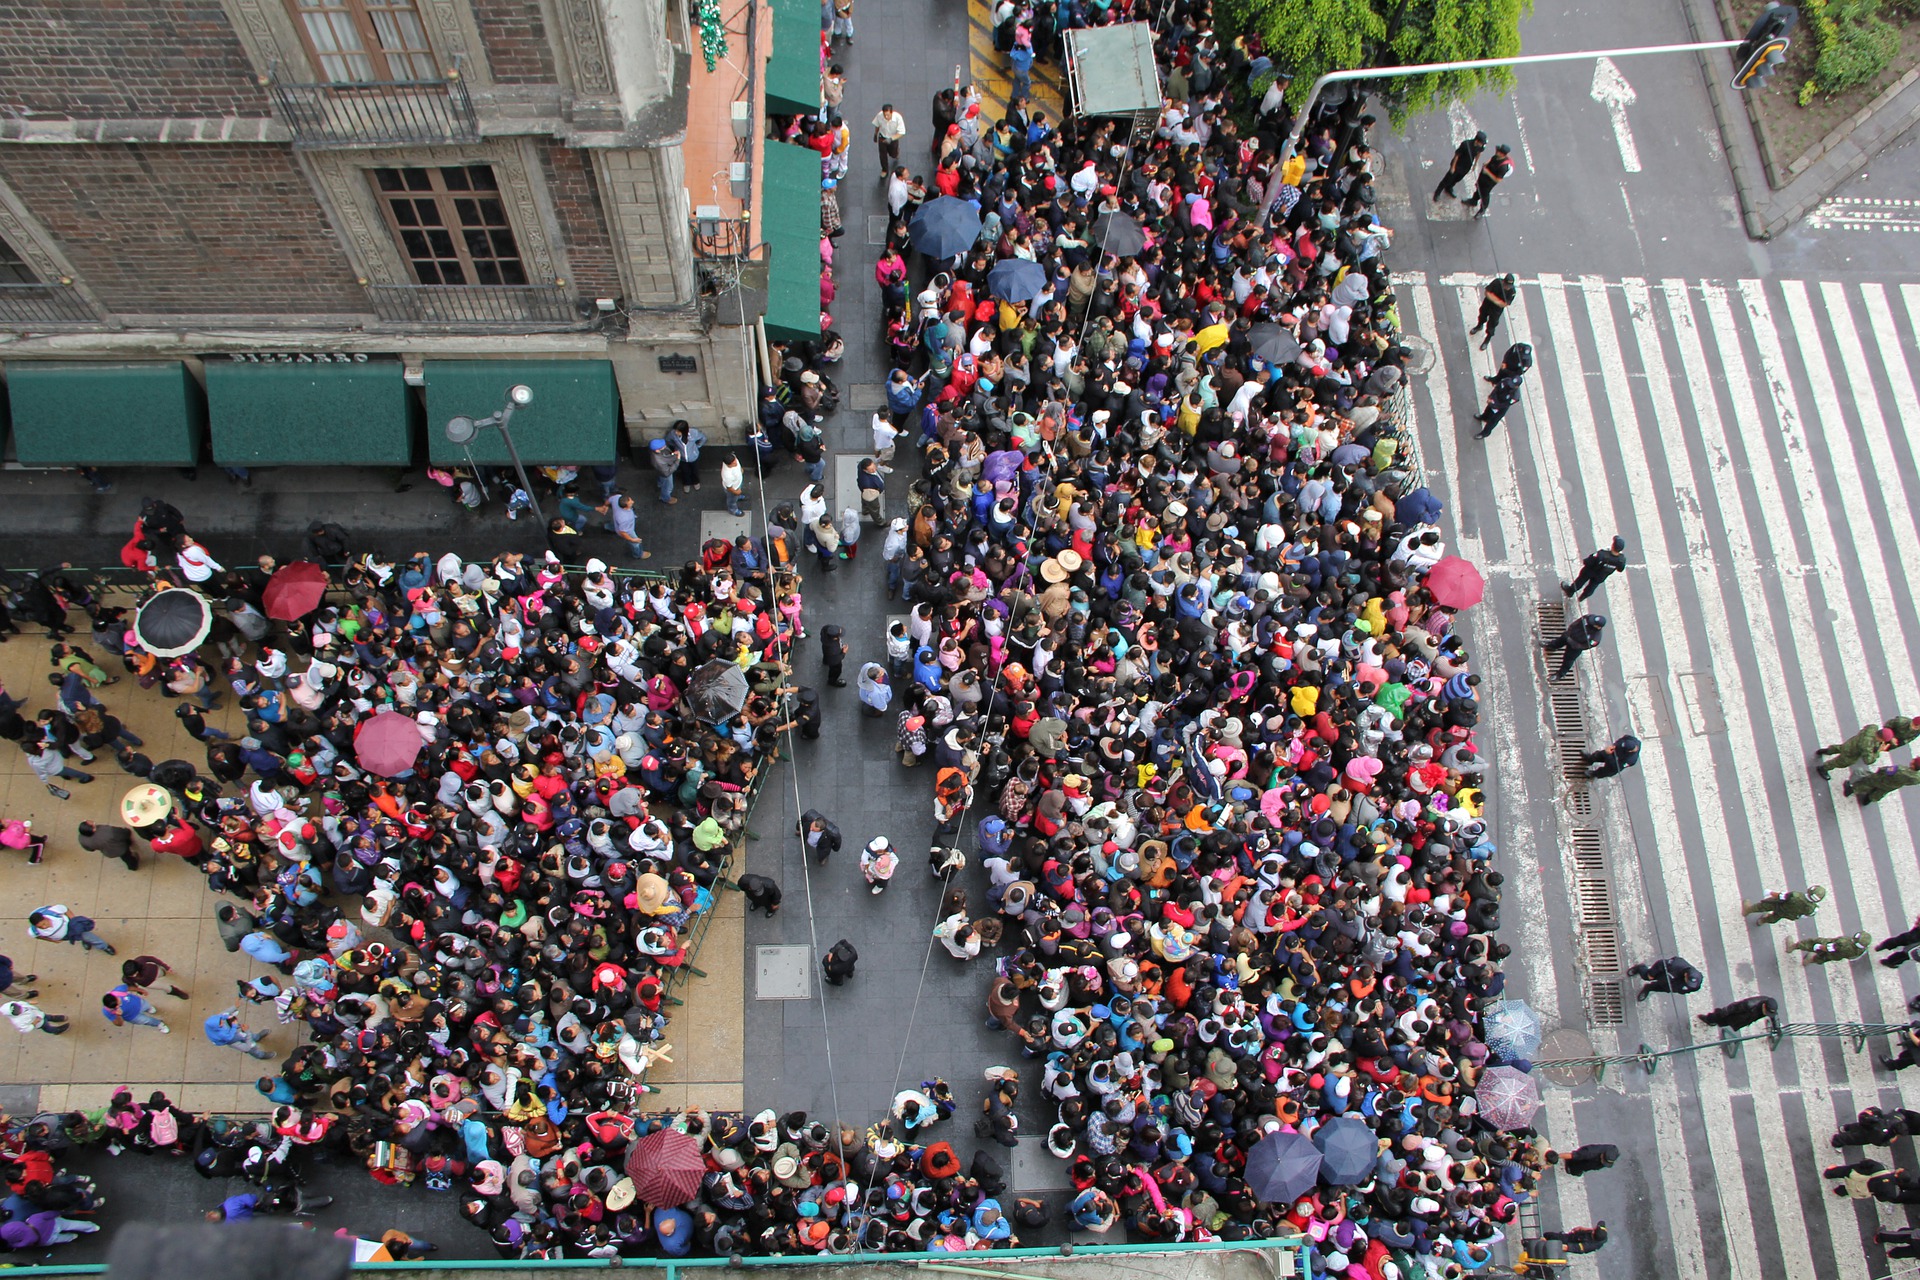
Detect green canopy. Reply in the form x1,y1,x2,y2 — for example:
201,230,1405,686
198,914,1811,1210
3,361,203,466
205,361,414,466
424,359,619,465
764,0,821,115
761,141,822,344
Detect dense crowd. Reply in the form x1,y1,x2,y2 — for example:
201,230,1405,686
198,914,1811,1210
778,0,1542,1273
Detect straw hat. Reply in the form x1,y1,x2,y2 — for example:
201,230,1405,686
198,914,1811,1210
121,783,173,828
1056,548,1084,573
1040,558,1069,584
632,873,672,913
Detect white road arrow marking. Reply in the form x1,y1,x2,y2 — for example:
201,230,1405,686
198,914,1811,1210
1590,56,1641,174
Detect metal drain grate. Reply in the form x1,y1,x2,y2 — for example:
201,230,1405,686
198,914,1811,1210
1576,878,1615,925
1585,925,1621,973
1550,689,1587,738
1560,742,1591,780
1570,829,1604,871
1590,981,1625,1025
1568,789,1594,818
1537,601,1568,640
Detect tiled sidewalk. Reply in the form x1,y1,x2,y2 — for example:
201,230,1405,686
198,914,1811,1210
0,625,746,1117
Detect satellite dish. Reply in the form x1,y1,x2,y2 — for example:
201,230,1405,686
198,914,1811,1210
444,415,477,444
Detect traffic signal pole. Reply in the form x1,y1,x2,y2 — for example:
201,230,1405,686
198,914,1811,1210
1275,39,1749,175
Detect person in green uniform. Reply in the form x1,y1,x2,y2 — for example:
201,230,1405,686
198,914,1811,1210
1849,762,1920,804
1742,885,1826,926
1788,931,1872,964
1815,725,1893,780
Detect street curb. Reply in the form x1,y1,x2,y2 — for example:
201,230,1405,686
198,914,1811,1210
1682,0,1920,238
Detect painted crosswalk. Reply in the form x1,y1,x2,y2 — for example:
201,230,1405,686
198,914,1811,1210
1398,271,1920,1278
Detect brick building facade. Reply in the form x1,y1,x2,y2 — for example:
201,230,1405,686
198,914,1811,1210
0,0,791,468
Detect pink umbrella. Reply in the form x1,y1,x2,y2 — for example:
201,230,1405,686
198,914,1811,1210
1424,555,1486,610
624,1127,708,1206
354,710,425,777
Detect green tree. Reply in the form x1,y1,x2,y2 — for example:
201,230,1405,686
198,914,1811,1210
1225,0,1531,120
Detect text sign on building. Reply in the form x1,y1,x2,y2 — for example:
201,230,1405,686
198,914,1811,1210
658,354,698,374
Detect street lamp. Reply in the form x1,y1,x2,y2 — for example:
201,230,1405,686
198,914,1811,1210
446,383,543,527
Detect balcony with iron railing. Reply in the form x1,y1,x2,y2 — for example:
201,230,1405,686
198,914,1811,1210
267,58,479,149
0,279,102,326
363,280,587,329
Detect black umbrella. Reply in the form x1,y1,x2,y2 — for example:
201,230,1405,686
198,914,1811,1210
1314,1117,1379,1186
133,588,212,658
909,197,983,260
987,258,1049,303
1244,1130,1322,1203
686,659,751,725
1091,210,1147,258
1248,323,1303,364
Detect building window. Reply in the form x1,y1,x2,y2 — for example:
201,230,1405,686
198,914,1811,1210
0,238,39,285
290,0,440,82
373,165,529,286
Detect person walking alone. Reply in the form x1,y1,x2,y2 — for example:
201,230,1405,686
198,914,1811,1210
205,1007,274,1059
1555,1144,1619,1176
1467,274,1516,351
822,939,858,985
1433,131,1486,202
122,954,190,1001
798,809,842,864
1697,994,1779,1031
102,985,170,1034
872,104,906,171
1467,144,1514,219
1584,734,1641,779
1626,955,1701,1001
1541,613,1606,683
1562,536,1628,600
1542,1222,1607,1254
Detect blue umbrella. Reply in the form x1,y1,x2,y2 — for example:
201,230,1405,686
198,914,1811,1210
1484,1000,1544,1061
909,197,982,260
1243,1131,1321,1203
1313,1117,1379,1186
987,258,1049,303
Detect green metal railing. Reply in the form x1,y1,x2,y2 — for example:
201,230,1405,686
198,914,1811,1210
1533,1020,1910,1082
0,1236,1306,1278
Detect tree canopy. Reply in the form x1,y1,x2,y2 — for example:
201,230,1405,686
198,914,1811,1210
1225,0,1531,120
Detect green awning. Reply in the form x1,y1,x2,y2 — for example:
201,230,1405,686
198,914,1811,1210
424,359,619,466
205,361,414,467
764,0,821,115
762,141,822,344
2,361,203,466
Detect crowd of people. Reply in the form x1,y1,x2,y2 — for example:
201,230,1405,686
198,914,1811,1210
768,0,1565,1270
0,493,845,1256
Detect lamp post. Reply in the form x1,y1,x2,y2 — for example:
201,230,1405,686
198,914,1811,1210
446,383,543,527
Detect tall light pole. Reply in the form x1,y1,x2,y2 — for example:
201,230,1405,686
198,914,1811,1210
446,383,543,527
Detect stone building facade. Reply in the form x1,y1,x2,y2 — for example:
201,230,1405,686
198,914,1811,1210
0,0,793,467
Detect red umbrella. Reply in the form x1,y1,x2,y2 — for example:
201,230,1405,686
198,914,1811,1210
263,561,330,621
623,1127,707,1207
1424,555,1486,610
354,710,425,777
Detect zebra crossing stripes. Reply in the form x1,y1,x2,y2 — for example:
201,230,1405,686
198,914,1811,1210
1399,271,1920,1278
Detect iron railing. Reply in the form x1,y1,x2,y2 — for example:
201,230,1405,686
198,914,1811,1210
0,280,100,326
1534,1020,1913,1082
365,281,583,328
268,63,479,148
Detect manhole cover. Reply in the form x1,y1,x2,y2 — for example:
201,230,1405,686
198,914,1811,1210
847,383,885,411
867,215,889,245
755,945,814,1000
1538,1027,1598,1087
1398,333,1437,375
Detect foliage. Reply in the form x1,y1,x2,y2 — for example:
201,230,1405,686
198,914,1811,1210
695,0,728,72
1802,0,1900,95
1799,76,1819,103
1220,0,1530,122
